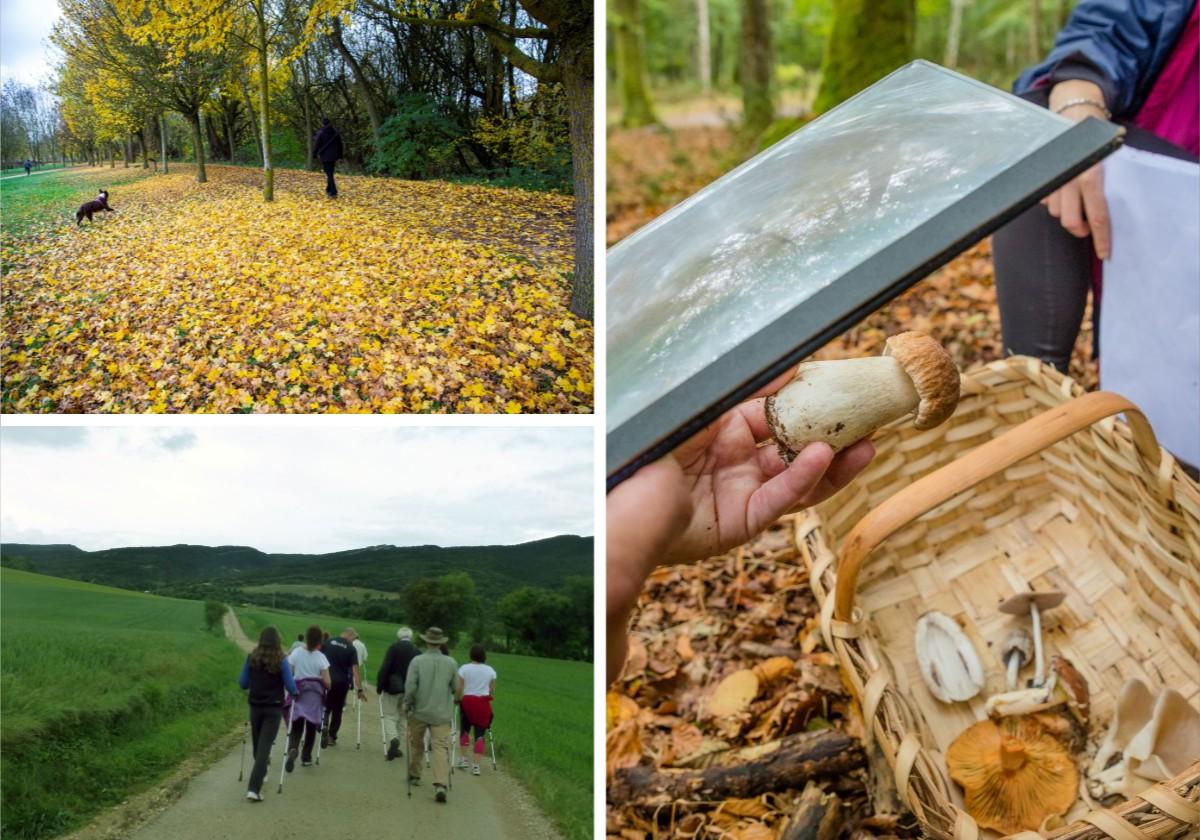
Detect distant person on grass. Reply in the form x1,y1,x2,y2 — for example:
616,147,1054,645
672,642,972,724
376,626,419,761
23,159,31,176
405,627,461,803
456,645,496,776
238,625,299,802
285,625,331,770
321,628,366,748
313,117,343,198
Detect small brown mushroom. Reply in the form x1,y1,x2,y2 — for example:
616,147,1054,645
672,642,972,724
1002,627,1033,690
947,716,1078,834
998,589,1065,686
765,331,959,462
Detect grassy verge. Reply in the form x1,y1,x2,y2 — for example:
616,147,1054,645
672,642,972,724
0,166,155,240
235,605,592,840
0,569,246,840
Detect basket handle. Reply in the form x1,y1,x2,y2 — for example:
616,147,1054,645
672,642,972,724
833,391,1161,621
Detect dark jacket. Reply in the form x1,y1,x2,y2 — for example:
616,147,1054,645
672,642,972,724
313,125,343,164
1015,0,1197,118
239,655,299,706
375,639,419,695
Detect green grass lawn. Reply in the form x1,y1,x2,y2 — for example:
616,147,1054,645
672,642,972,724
236,605,593,840
0,165,155,240
239,582,396,602
0,569,246,840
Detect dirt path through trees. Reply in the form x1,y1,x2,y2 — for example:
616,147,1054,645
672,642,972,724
115,610,563,840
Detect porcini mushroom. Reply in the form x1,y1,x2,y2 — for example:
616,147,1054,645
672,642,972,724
1002,627,1033,690
946,716,1078,834
765,331,959,462
998,589,1065,686
914,611,985,703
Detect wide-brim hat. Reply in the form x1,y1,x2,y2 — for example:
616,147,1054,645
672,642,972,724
420,626,449,645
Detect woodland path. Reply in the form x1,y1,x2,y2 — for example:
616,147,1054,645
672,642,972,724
118,610,564,840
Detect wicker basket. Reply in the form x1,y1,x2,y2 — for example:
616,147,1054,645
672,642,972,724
792,356,1200,839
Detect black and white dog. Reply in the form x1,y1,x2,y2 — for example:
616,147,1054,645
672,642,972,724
76,190,115,225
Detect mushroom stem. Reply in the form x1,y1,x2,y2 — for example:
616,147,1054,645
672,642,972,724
999,737,1027,772
1032,603,1045,686
1006,653,1020,690
766,357,919,456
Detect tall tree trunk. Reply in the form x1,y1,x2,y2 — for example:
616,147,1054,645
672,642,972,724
256,1,274,201
109,142,115,167
697,0,712,95
814,0,914,113
612,0,658,127
124,133,131,167
561,27,593,321
945,0,965,68
300,55,314,171
1030,0,1041,61
330,17,382,149
188,111,207,182
140,124,149,168
225,114,236,162
160,113,169,173
739,0,773,135
237,71,263,167
1056,0,1068,29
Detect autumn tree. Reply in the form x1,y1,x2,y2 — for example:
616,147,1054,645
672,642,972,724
345,0,594,319
611,0,658,127
813,0,914,113
740,0,773,135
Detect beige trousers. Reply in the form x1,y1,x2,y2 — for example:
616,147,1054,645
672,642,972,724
408,720,450,787
380,692,407,746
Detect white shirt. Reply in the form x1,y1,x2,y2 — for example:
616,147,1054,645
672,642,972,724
352,639,367,670
458,662,497,697
289,647,331,681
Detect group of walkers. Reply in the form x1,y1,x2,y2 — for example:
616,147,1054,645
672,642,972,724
239,622,497,805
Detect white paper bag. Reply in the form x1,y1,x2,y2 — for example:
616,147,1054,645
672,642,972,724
1100,146,1200,467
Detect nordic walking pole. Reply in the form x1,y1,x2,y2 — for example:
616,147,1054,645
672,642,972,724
357,690,362,750
278,711,295,793
379,694,387,756
238,717,248,781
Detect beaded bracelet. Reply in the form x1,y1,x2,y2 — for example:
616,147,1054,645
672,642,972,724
1054,98,1112,120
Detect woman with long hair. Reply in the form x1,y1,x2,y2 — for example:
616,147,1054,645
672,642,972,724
238,625,299,801
456,644,497,775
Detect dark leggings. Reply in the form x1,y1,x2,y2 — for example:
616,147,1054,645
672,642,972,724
324,683,349,739
322,161,337,197
459,706,488,743
994,88,1200,372
248,705,282,794
287,717,320,761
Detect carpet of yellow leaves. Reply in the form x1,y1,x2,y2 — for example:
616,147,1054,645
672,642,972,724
2,165,592,413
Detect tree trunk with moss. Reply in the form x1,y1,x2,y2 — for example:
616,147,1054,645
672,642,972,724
740,0,773,136
188,111,207,182
612,0,657,127
255,1,273,201
562,24,594,320
813,0,914,114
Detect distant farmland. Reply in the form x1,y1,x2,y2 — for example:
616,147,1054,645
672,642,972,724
240,583,395,602
0,568,245,840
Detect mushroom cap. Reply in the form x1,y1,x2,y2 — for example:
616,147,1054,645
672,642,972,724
1002,627,1033,665
947,716,1078,834
882,331,960,429
1049,656,1090,723
998,590,1066,615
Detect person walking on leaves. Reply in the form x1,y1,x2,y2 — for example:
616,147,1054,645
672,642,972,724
376,626,419,762
321,628,366,748
405,627,460,803
313,117,343,198
238,625,299,802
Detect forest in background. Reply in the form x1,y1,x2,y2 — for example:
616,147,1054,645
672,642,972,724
608,0,1077,138
2,0,592,318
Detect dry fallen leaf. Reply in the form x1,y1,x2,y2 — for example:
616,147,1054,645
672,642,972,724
707,669,760,717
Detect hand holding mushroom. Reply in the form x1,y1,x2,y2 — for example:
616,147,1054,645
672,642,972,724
765,331,960,461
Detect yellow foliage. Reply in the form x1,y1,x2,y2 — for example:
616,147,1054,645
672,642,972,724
1,166,592,414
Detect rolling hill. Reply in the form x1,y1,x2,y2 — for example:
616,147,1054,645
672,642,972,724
0,535,592,604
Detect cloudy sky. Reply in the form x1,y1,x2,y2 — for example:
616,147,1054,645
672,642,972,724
1,0,61,85
0,425,594,553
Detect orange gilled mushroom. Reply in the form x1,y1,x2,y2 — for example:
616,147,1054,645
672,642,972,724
946,716,1078,834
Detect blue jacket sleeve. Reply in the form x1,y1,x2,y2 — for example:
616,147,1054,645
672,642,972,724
282,659,299,696
1014,0,1195,117
238,657,250,690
